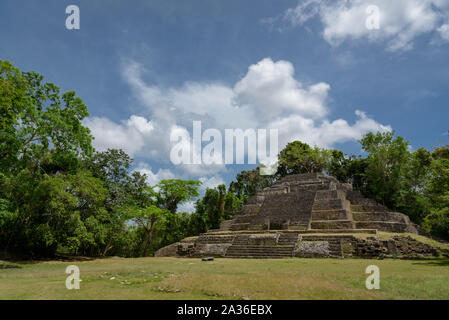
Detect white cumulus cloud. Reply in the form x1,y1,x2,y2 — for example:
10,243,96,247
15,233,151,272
84,115,153,156
280,0,449,51
85,57,391,178
234,58,329,120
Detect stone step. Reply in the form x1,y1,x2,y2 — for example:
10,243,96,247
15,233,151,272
258,188,288,196
226,246,294,251
277,234,300,245
352,211,407,223
225,253,290,257
226,252,293,255
225,245,295,258
232,235,250,245
311,209,348,220
227,245,294,249
233,214,255,223
219,220,233,231
315,190,344,200
312,199,345,210
277,241,299,246
278,173,322,182
327,240,343,258
241,205,260,215
287,223,310,231
351,204,388,212
354,221,410,233
229,223,250,231
226,253,293,257
226,250,294,255
196,235,234,244
311,220,354,229
278,234,300,239
225,255,286,259
294,180,326,185
290,184,331,192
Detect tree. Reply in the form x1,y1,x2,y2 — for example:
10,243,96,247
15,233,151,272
423,145,449,238
0,60,96,258
195,184,243,230
230,167,276,199
196,188,221,229
327,150,350,183
277,141,331,177
187,210,208,235
129,205,170,256
156,179,201,213
83,149,133,208
359,131,411,208
396,148,432,222
0,60,93,175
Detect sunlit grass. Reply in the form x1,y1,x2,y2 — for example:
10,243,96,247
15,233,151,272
1,257,448,300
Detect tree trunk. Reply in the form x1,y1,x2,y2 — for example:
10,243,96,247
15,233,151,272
102,237,113,256
141,221,155,257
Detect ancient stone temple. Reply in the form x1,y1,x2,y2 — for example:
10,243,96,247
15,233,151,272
156,173,443,259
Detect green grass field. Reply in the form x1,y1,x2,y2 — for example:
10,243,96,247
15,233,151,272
1,257,448,300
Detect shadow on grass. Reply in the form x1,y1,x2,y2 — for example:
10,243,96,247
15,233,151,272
1,254,96,265
0,261,22,269
411,258,449,267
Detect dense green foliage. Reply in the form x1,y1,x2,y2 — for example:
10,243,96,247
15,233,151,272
0,61,212,258
0,61,447,259
193,184,243,231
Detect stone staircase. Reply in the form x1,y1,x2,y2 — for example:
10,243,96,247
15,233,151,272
327,239,343,258
347,191,418,233
225,245,295,258
310,189,354,230
232,235,250,245
221,173,357,232
223,233,299,258
277,233,301,246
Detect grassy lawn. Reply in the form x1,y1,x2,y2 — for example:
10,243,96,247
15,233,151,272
1,257,448,300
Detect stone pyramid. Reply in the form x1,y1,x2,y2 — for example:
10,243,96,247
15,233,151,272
156,173,442,259
220,172,417,233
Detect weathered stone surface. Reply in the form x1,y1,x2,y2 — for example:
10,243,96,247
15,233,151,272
194,243,232,257
154,242,180,257
295,241,329,258
178,242,195,256
311,220,354,229
248,234,278,246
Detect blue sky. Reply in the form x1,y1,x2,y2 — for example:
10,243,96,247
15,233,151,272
1,0,449,209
